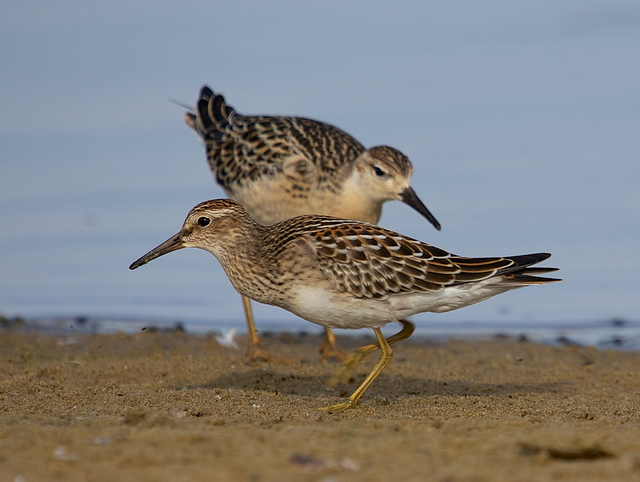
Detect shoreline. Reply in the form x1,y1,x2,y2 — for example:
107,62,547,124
1,330,639,480
2,314,639,351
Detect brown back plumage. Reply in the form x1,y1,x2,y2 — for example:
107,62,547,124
186,86,366,189
261,213,560,300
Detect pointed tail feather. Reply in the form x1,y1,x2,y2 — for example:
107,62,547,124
185,111,197,132
497,253,561,286
517,267,559,276
184,85,236,140
501,273,562,285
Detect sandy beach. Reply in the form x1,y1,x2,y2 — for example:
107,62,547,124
1,328,639,481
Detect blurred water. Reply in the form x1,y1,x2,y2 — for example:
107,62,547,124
2,2,640,339
5,315,639,352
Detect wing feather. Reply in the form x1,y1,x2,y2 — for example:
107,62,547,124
281,219,559,299
187,85,366,189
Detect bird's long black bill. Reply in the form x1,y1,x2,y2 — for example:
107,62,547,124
401,187,441,231
129,232,184,270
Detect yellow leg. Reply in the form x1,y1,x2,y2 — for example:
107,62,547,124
320,327,393,412
319,328,349,362
329,319,415,387
242,295,260,346
241,295,295,365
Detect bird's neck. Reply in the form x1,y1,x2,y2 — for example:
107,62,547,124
334,171,383,224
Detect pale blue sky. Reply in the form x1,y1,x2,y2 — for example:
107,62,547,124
2,1,639,331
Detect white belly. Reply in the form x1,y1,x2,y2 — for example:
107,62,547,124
283,277,521,330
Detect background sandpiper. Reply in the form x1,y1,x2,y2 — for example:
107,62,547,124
185,85,442,363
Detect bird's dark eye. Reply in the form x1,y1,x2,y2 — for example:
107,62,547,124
198,217,211,227
374,166,385,177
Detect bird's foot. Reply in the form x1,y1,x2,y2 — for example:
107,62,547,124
245,343,297,365
318,397,357,413
319,336,349,363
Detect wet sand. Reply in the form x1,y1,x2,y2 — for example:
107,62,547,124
1,329,639,481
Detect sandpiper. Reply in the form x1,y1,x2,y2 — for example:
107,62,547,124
130,199,560,412
185,85,441,363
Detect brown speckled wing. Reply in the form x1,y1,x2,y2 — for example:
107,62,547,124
276,217,554,299
190,86,365,189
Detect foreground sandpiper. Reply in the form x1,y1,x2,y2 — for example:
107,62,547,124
184,86,441,364
130,199,560,412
